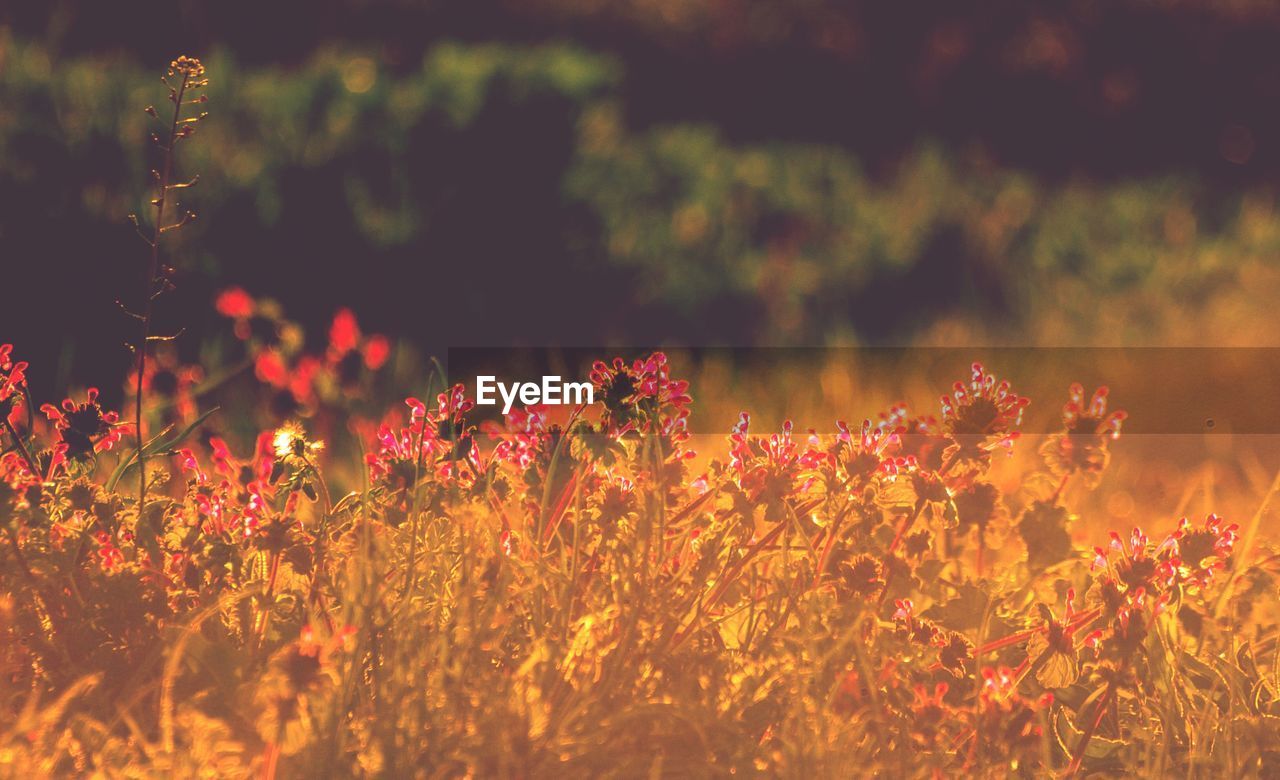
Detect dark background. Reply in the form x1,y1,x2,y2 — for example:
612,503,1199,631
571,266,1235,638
4,0,1280,403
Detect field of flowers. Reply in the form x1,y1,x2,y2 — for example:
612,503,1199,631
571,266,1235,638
5,55,1280,780
7,303,1280,777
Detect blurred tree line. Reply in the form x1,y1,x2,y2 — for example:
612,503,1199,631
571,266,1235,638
3,1,1280,398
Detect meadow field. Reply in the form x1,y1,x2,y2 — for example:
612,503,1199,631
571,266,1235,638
6,15,1280,778
5,295,1280,776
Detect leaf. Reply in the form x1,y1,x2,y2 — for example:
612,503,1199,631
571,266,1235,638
1148,624,1191,733
1237,642,1260,680
107,407,220,492
714,603,754,651
331,491,363,515
875,479,918,511
923,582,994,633
1017,500,1075,572
1038,649,1080,690
939,497,959,530
1178,648,1231,708
135,501,167,567
1053,706,1126,761
284,543,313,577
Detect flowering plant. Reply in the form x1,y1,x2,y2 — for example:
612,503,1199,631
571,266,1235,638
3,57,1278,780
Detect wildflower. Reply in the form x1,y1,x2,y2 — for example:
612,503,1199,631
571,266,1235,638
176,448,208,485
981,665,1014,697
364,336,390,370
941,363,1027,433
1092,527,1176,595
908,682,954,747
589,352,691,435
214,286,255,320
593,473,638,526
207,436,235,474
255,349,289,388
825,417,917,483
893,597,942,644
935,631,974,677
1040,383,1127,487
273,422,324,461
1080,517,1234,659
0,344,28,420
94,530,125,572
240,480,271,540
329,309,361,355
268,421,330,503
367,390,480,501
727,416,818,510
940,362,1028,467
168,55,207,83
1170,513,1238,589
973,666,1053,762
326,308,391,384
893,407,947,472
487,405,551,471
41,388,129,464
836,552,885,598
287,356,323,410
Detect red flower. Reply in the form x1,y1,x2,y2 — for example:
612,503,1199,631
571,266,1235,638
487,405,551,470
589,352,692,436
363,335,390,370
727,415,816,505
0,344,28,404
41,388,130,466
367,389,479,495
329,308,362,355
289,356,322,407
1083,516,1237,659
942,366,1029,450
94,530,125,572
215,287,255,319
326,308,391,384
1170,513,1238,589
255,350,289,388
175,448,207,484
1040,383,1127,485
828,417,917,482
208,436,236,477
0,344,30,437
1062,384,1126,438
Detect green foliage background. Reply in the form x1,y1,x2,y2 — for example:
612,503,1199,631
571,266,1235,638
3,31,1280,373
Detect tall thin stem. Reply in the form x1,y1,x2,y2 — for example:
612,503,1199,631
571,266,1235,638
136,71,193,515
